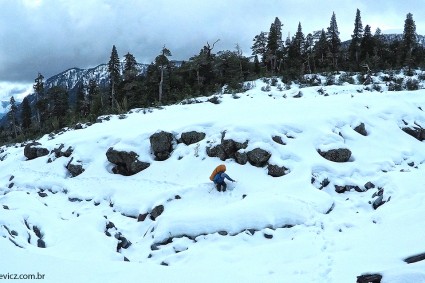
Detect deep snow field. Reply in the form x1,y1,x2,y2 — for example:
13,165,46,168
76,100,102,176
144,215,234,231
1,74,425,282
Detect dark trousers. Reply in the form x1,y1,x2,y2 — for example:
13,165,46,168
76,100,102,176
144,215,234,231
216,182,227,192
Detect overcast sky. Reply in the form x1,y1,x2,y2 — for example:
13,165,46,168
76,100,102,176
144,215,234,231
1,0,424,99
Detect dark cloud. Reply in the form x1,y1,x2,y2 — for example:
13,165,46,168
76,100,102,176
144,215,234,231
0,0,424,84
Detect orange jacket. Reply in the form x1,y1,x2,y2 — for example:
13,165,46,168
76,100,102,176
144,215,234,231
209,164,226,181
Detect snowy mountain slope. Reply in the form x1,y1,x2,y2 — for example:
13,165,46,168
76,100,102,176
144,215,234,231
1,78,425,282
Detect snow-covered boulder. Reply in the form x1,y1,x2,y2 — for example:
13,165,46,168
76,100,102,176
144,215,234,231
179,131,206,145
106,147,150,176
247,148,271,167
24,142,49,160
149,131,174,161
318,148,351,163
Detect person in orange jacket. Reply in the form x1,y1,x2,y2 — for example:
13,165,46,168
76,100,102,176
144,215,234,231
209,164,235,192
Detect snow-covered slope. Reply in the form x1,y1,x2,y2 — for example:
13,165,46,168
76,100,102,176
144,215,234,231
1,77,425,283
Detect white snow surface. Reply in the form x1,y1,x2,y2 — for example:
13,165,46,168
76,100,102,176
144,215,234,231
1,77,425,282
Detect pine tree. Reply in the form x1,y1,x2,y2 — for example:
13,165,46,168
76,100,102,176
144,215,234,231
48,86,69,129
33,73,44,128
349,9,363,67
314,29,329,69
108,45,121,110
326,12,341,69
155,45,172,104
252,31,268,64
123,52,138,81
75,83,86,117
360,25,374,62
402,13,417,69
88,79,101,116
21,96,32,131
8,96,18,138
266,17,283,73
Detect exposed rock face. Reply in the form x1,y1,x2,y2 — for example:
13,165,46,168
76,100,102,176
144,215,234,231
267,164,288,177
318,148,352,163
354,123,368,136
24,142,49,160
150,131,174,161
180,131,206,145
247,148,271,167
106,148,150,176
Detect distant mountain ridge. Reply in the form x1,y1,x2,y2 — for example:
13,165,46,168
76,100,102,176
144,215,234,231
45,63,149,93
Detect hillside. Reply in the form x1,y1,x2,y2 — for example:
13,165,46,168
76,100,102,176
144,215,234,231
1,76,425,282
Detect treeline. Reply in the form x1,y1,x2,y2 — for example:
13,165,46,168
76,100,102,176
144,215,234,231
1,9,424,145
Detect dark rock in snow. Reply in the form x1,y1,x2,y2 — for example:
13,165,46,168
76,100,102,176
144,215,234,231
364,182,375,190
318,148,352,163
24,142,49,160
354,123,368,136
51,144,73,158
372,196,384,209
67,163,85,177
137,213,148,222
8,183,14,189
150,205,164,221
356,273,382,283
335,185,347,194
267,164,288,177
106,148,150,176
207,138,248,162
402,125,425,141
180,131,206,145
9,175,14,181
38,192,48,198
404,252,425,264
206,144,226,160
2,205,9,210
149,131,174,161
247,148,271,167
33,226,42,238
37,239,46,248
106,221,115,230
272,136,286,145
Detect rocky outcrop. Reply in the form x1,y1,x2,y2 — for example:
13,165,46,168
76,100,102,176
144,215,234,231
206,138,248,162
106,148,150,176
150,131,174,161
247,148,271,167
180,131,206,145
24,142,49,160
318,148,351,163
